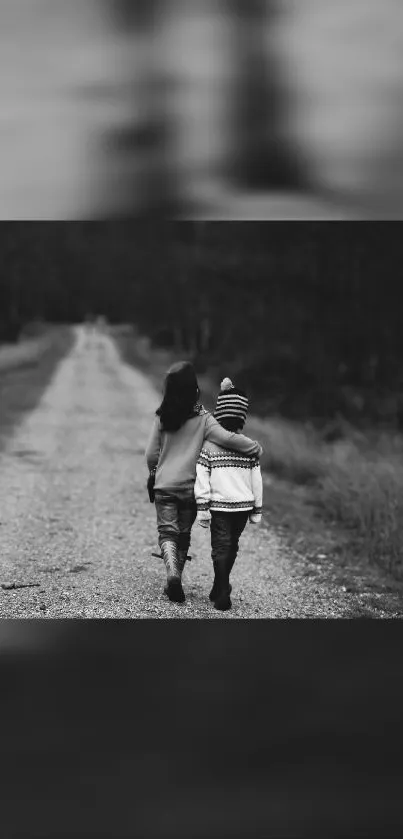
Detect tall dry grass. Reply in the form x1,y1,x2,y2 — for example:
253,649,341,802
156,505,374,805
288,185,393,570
0,323,73,373
0,337,52,373
0,326,73,447
249,415,403,579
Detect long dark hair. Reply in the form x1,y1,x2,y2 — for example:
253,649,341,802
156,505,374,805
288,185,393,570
156,361,200,432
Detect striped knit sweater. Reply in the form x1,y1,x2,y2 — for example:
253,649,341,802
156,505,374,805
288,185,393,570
195,440,263,514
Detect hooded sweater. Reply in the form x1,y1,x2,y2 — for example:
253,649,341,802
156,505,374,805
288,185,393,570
145,407,263,494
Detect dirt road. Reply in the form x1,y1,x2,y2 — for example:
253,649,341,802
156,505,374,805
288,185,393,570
0,326,400,618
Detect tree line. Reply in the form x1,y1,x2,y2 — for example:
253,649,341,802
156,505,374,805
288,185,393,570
0,221,402,425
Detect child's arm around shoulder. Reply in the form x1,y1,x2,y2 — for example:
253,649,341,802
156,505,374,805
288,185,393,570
204,413,263,458
145,416,162,474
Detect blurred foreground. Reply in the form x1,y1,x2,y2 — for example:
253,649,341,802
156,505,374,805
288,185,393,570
0,621,402,837
1,0,403,217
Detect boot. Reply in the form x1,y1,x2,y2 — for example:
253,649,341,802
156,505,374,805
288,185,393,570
161,540,185,603
163,548,188,597
210,562,232,602
213,564,232,611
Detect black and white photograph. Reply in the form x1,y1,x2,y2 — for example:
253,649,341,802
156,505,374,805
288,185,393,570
1,3,403,839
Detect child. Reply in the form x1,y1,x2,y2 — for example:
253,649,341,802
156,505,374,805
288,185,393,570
145,362,263,604
194,377,263,611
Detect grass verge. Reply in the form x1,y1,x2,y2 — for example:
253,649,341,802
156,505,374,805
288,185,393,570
0,325,74,450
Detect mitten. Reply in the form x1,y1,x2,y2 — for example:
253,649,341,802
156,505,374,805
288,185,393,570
249,512,262,525
147,473,156,503
197,509,211,528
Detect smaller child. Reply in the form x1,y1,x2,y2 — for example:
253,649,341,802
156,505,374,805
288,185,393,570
194,377,263,611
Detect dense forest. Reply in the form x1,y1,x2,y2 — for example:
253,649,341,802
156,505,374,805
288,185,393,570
0,221,402,426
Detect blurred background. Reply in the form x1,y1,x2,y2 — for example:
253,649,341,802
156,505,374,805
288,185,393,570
113,221,403,431
1,220,402,429
1,0,403,218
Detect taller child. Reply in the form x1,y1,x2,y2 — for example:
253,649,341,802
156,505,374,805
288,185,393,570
145,362,263,604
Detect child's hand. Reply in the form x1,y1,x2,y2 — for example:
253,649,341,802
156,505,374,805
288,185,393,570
147,474,155,503
197,510,211,528
249,513,262,525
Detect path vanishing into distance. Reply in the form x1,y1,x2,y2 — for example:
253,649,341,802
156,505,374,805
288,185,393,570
0,326,401,619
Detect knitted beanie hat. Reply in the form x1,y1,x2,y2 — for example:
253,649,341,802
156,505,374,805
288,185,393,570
214,377,249,424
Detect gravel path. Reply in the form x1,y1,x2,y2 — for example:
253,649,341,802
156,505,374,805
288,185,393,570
0,326,397,619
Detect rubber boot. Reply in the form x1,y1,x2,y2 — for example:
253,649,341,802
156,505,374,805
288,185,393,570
210,561,232,602
161,540,185,603
163,547,188,597
214,564,232,611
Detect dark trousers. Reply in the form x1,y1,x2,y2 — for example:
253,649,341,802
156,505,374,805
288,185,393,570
210,511,249,571
154,490,197,553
